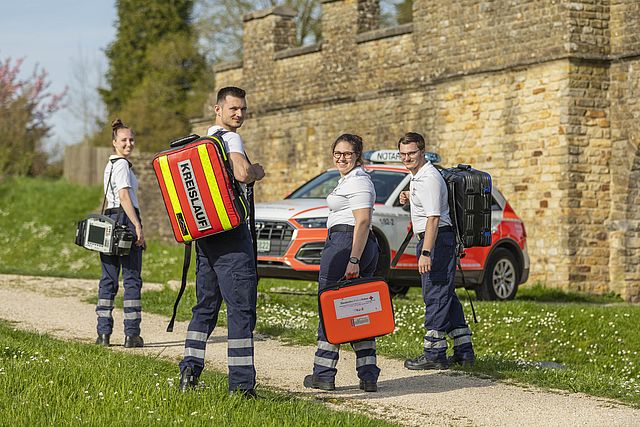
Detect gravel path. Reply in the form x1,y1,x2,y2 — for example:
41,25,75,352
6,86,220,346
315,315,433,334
0,274,638,426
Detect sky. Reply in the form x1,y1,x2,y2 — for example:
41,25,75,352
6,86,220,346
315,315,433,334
0,1,117,155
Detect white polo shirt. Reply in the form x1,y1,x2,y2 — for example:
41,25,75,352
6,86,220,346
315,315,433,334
326,166,376,229
409,161,452,234
207,125,245,154
207,125,247,194
104,155,139,209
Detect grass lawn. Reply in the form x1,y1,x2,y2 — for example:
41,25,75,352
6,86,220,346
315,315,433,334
2,177,639,407
0,321,397,426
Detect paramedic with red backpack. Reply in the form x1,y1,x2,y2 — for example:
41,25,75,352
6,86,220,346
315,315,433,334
178,87,265,397
303,134,381,393
398,132,475,369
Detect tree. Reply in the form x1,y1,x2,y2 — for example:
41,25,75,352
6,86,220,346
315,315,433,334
118,34,208,152
96,0,209,152
67,48,107,143
196,0,321,63
0,57,66,176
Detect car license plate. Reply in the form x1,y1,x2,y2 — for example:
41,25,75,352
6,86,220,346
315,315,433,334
257,239,271,253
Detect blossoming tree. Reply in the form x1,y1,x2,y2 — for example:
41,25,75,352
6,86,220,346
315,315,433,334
0,57,67,176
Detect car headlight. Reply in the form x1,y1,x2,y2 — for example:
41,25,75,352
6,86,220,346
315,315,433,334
295,217,327,228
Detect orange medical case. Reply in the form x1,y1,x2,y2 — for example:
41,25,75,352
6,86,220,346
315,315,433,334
319,277,395,345
152,134,249,243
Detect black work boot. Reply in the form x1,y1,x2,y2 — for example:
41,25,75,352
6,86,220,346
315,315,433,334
179,367,199,392
448,353,476,367
404,354,449,370
303,374,335,391
124,336,144,348
359,379,378,392
95,334,110,347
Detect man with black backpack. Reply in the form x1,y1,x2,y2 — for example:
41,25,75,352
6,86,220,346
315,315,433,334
397,132,475,370
178,87,265,397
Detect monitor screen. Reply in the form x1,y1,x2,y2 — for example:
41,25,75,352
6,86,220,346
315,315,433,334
87,223,106,245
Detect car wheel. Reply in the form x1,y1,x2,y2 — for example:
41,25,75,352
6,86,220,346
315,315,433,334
477,248,519,301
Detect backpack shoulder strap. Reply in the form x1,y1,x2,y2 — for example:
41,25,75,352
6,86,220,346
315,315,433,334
166,242,192,332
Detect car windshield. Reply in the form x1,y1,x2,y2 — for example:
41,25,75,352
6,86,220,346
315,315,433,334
287,169,407,204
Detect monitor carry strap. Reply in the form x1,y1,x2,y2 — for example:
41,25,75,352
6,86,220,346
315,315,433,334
101,157,131,226
100,160,117,215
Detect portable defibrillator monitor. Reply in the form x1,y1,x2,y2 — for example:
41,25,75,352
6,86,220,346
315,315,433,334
81,214,116,253
319,277,395,345
76,213,134,256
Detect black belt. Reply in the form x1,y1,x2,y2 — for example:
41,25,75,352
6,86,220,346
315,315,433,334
328,225,376,241
105,207,140,217
417,225,453,240
329,224,354,233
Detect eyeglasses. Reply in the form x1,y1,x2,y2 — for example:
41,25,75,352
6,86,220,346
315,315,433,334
399,150,421,159
333,151,355,160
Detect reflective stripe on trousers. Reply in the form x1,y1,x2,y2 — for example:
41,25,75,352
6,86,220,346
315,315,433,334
449,326,473,349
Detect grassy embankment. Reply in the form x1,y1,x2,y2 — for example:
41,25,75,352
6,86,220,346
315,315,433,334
1,177,639,406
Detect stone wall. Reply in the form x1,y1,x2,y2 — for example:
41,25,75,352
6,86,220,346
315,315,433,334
565,59,612,292
609,0,640,305
609,57,640,302
127,0,640,300
611,0,640,55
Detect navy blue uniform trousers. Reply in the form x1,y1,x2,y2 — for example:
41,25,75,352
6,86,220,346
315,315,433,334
179,225,258,391
416,228,473,362
96,212,143,337
313,230,381,382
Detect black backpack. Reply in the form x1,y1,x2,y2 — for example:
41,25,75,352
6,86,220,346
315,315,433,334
440,164,493,252
390,164,491,323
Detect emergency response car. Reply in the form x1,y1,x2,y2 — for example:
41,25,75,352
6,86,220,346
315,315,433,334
255,150,530,300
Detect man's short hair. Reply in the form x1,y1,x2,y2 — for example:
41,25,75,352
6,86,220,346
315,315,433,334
216,86,246,104
398,132,426,151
